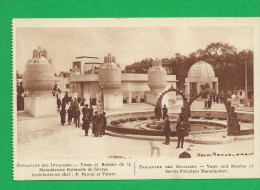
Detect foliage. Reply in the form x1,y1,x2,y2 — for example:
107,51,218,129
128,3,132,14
138,116,148,120
191,116,200,119
128,117,138,121
118,118,128,123
150,116,156,120
125,42,253,91
110,120,120,125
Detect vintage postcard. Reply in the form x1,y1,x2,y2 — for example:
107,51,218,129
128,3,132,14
13,18,260,180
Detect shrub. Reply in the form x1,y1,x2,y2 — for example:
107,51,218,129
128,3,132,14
118,118,128,123
150,116,156,120
128,117,137,121
145,123,150,127
218,117,226,120
191,116,200,119
110,120,120,125
138,116,148,120
240,119,251,123
205,117,214,120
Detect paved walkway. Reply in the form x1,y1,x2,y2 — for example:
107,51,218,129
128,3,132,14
17,116,254,160
16,101,254,160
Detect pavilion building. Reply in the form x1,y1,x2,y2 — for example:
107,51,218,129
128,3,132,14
69,54,177,110
184,60,218,97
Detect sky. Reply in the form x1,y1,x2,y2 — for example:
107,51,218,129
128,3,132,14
16,27,253,73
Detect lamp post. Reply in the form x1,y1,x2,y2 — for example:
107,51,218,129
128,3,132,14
244,58,248,106
97,85,104,114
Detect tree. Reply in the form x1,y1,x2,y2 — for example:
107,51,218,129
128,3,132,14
16,71,22,79
204,42,237,91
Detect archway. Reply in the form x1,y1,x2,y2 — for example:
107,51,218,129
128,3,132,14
155,85,185,107
156,84,240,136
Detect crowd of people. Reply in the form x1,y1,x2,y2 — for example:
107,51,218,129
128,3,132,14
58,97,107,137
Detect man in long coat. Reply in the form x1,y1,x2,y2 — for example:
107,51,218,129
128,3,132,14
162,104,168,120
67,106,73,125
92,111,99,135
74,107,81,127
60,108,66,126
163,115,171,145
82,115,90,136
176,119,188,149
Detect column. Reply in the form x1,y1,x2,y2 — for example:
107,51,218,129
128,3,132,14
185,83,190,97
197,83,201,94
128,91,132,104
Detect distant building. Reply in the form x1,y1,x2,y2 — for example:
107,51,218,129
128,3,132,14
54,76,70,94
185,60,218,97
233,89,253,99
69,54,177,110
125,59,174,74
72,56,103,75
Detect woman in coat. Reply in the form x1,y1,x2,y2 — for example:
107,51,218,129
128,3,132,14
67,106,73,125
60,108,66,126
95,114,103,137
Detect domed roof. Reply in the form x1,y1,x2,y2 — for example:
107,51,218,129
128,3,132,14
188,61,215,81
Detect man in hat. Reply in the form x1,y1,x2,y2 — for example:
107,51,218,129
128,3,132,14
74,106,81,128
162,104,168,120
163,115,171,145
176,115,188,149
82,104,89,118
82,114,90,136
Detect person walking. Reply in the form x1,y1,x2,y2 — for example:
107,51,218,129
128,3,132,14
95,114,103,137
216,96,219,104
162,104,168,120
163,115,171,145
158,106,162,120
208,98,212,109
204,99,208,109
82,115,90,136
74,106,81,128
154,106,158,120
89,105,94,122
60,107,66,126
92,111,99,135
82,104,89,117
67,106,73,125
101,112,107,135
57,98,61,112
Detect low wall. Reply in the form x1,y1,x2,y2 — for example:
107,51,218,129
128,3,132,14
107,111,178,122
106,125,177,136
106,110,254,137
190,110,253,122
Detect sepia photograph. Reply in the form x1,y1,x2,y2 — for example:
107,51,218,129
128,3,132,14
13,18,260,180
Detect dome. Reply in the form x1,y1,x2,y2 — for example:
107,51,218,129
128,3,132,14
188,60,215,81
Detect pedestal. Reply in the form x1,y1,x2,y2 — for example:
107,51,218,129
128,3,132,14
146,92,169,106
24,95,56,117
103,91,123,110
